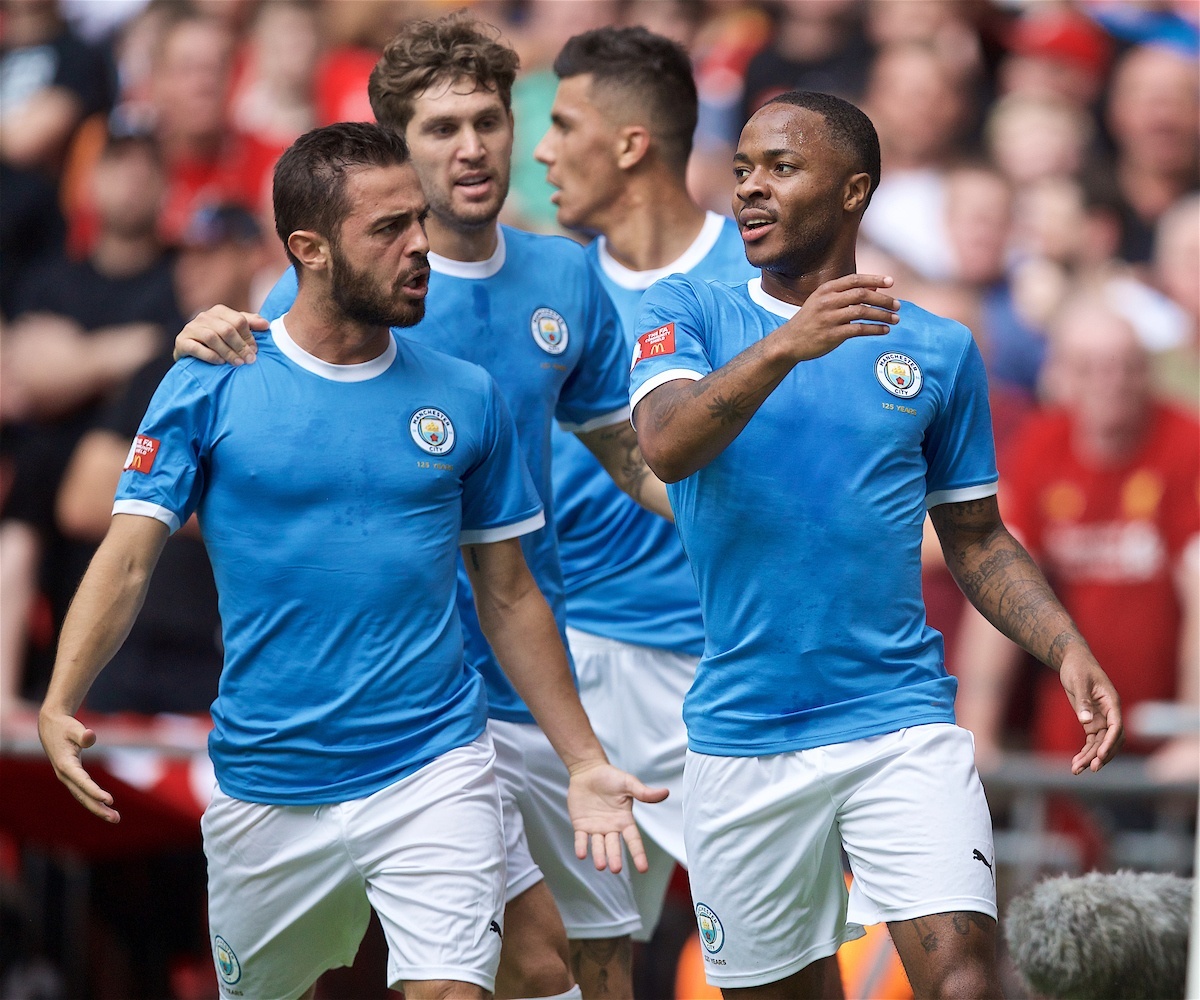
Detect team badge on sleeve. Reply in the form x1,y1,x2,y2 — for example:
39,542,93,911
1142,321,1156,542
410,408,456,456
695,902,725,954
875,352,923,398
530,307,569,355
632,323,676,368
123,434,161,473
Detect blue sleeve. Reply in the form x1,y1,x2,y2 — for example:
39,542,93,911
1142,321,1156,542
923,334,999,507
112,363,212,533
554,271,631,432
460,375,545,543
259,267,299,321
628,276,713,417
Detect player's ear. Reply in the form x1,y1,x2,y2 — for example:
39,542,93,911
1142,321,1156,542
615,124,651,171
844,172,871,215
287,230,331,272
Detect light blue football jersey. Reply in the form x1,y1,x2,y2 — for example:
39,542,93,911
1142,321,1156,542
114,319,544,804
628,275,999,756
261,226,631,724
552,213,755,654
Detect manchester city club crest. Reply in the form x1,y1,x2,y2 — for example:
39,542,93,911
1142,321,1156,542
213,935,241,986
875,352,924,399
695,902,725,954
530,307,569,355
410,407,456,456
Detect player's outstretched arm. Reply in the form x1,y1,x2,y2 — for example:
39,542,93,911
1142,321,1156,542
463,538,668,872
634,274,898,482
38,514,170,822
574,420,673,522
930,496,1124,773
173,305,266,366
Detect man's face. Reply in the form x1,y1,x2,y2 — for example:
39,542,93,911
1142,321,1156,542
535,74,626,234
732,104,854,275
402,77,513,234
327,162,430,328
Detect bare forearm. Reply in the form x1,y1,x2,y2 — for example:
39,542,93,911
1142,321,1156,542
635,337,794,482
468,551,607,772
42,518,165,714
933,500,1087,671
576,421,672,520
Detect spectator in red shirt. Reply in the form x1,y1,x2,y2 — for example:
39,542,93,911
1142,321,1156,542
956,294,1198,779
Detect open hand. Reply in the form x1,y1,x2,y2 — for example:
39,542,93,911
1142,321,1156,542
772,273,899,363
38,708,120,823
1059,651,1124,774
567,762,668,874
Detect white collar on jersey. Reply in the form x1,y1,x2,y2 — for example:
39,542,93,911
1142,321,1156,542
748,276,800,319
597,211,727,290
271,316,397,382
428,224,506,279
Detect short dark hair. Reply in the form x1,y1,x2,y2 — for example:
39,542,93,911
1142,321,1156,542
368,12,519,132
763,91,881,208
553,26,698,174
272,122,411,268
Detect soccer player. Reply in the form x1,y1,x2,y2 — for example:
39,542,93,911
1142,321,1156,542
535,26,756,941
173,15,671,999
38,122,661,1000
629,92,1124,997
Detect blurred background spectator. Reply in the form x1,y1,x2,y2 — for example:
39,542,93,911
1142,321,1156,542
1,1,1196,996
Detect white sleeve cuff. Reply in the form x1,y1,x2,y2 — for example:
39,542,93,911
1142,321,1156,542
111,499,181,534
925,481,999,510
459,510,545,545
557,406,629,434
629,369,705,427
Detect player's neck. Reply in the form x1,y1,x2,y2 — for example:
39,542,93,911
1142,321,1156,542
425,213,499,263
284,289,394,365
599,181,707,273
760,248,860,308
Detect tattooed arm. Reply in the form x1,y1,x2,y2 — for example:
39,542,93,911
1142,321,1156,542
575,420,672,521
634,273,899,482
930,495,1124,773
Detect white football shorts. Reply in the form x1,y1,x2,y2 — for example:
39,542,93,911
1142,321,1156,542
683,723,997,988
489,718,641,940
202,736,506,999
568,626,693,941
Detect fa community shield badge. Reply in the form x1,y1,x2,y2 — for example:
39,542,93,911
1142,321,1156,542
410,407,456,456
530,307,569,355
875,352,923,398
695,902,725,953
213,936,241,986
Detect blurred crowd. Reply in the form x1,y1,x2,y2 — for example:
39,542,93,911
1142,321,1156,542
0,0,1197,997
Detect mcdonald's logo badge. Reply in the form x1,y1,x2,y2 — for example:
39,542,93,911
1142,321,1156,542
123,434,161,474
633,322,676,367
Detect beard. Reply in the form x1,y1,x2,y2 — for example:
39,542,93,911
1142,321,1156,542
328,242,426,329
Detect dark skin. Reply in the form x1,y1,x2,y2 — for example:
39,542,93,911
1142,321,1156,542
636,102,1123,1000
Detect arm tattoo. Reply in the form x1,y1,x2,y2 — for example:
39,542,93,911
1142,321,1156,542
706,391,753,426
593,422,653,504
932,498,1084,668
467,546,481,572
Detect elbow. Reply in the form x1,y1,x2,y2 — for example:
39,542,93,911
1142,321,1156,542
636,429,688,484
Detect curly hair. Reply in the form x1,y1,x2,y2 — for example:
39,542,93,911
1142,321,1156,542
368,12,520,132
